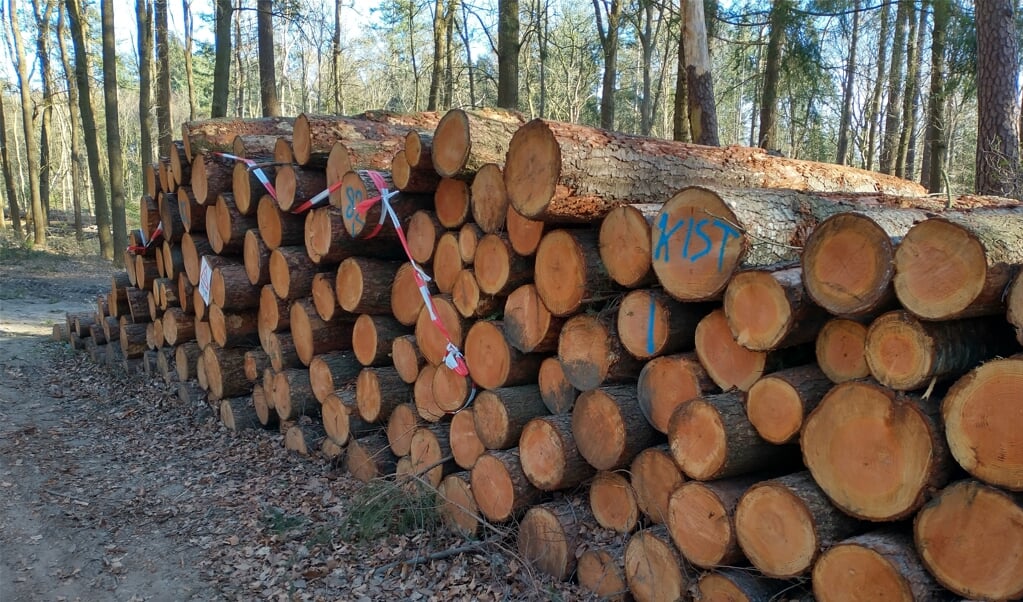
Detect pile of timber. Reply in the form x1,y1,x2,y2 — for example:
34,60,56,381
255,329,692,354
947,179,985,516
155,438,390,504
59,107,1023,602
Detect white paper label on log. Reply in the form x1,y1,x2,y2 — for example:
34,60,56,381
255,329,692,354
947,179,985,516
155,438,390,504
198,257,213,305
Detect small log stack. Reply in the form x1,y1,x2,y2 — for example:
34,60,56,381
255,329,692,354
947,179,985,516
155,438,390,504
65,109,1023,601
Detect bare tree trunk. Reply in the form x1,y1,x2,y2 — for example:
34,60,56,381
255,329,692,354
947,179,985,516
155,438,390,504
57,3,84,240
836,0,860,165
895,2,921,178
137,0,154,173
234,1,244,117
879,0,909,174
682,0,718,145
9,0,46,248
457,4,475,107
633,0,662,136
865,1,891,171
497,0,519,109
155,0,172,157
331,0,341,113
428,0,445,110
256,0,280,117
211,0,232,117
443,0,456,108
182,0,197,119
758,0,789,150
66,0,113,259
101,0,127,264
975,0,1021,197
903,2,928,179
32,0,56,223
593,0,623,130
921,0,948,191
672,12,689,142
0,91,22,237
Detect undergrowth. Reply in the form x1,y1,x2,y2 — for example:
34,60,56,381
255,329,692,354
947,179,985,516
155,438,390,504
340,478,441,542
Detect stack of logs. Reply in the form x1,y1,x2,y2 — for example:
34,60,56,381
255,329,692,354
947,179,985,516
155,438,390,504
61,106,1023,602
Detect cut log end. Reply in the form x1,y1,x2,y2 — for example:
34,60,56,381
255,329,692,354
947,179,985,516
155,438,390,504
470,163,509,233
534,229,591,316
724,269,794,350
589,471,639,533
816,318,870,383
505,119,560,219
802,212,895,316
437,473,481,538
667,481,739,569
893,217,990,320
695,309,767,392
734,482,820,578
746,376,806,445
637,353,715,434
432,109,472,178
668,398,728,481
599,204,653,288
813,533,933,602
624,527,687,602
864,311,935,391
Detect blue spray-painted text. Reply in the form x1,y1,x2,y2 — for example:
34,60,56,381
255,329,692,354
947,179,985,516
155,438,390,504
653,213,741,272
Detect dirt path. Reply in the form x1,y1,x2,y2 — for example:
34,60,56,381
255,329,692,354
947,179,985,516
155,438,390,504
0,245,582,601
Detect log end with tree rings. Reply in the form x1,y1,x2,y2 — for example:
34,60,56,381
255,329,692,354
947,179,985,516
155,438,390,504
504,119,561,219
463,320,512,391
816,318,870,383
334,257,365,315
668,397,729,480
506,205,544,257
577,547,629,602
432,109,472,178
893,217,989,320
863,310,941,391
392,263,428,326
589,471,639,534
339,170,372,239
746,372,809,445
273,137,293,164
409,425,452,488
599,204,654,288
390,149,412,190
503,284,556,354
470,450,534,523
534,229,589,317
243,229,270,286
812,531,943,602
557,314,613,392
432,232,464,294
667,480,743,569
273,164,298,211
347,432,397,483
914,479,1023,600
517,503,576,581
405,130,425,167
431,363,471,413
942,355,1023,491
650,186,745,301
634,352,716,432
724,269,794,351
325,142,352,207
291,113,313,166
802,381,945,521
694,309,767,392
631,445,685,525
537,356,578,415
572,385,655,471
386,402,420,457
519,414,589,491
470,233,515,296
321,393,352,446
406,210,442,265
697,569,788,602
449,407,484,469
458,223,483,264
435,177,471,229
437,472,481,538
624,526,687,602
414,364,445,423
801,212,895,317
391,335,424,385
470,163,508,233
413,295,465,367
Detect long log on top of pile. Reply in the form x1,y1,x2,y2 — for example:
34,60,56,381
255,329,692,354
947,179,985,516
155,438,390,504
293,110,441,167
503,118,927,224
181,117,295,163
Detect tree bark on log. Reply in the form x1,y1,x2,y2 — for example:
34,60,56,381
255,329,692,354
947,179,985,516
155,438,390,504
1008,270,1023,345
232,160,275,216
813,530,953,602
504,119,926,223
242,229,272,288
352,314,407,367
231,134,285,159
941,355,1023,491
335,257,402,315
894,210,1023,320
864,311,1017,391
537,357,579,414
735,471,862,578
816,317,871,383
336,170,431,241
119,321,148,359
284,421,328,457
256,195,304,249
211,261,261,310
274,164,326,212
599,204,659,288
431,108,525,179
449,407,484,470
637,352,718,434
464,320,543,390
668,391,799,480
617,289,710,360
589,471,639,533
667,476,758,569
413,364,445,422
304,205,403,265
472,385,548,450
346,432,398,483
220,397,262,431
437,472,482,538
177,187,205,234
724,265,831,351
159,192,185,243
321,391,375,446
631,444,685,526
535,229,618,316
174,341,201,382
471,448,544,523
558,312,646,392
913,479,1023,600
470,163,509,233
307,350,362,404
573,384,662,471
474,233,533,296
190,153,234,205
696,569,789,602
181,116,295,162
289,298,354,365
746,364,833,444
517,496,593,581
577,537,631,602
257,285,289,348
519,413,596,491
355,366,412,423
270,246,327,300
623,525,689,602
244,348,271,382
181,233,214,286
802,380,952,521
292,110,439,167
391,335,425,384
211,193,256,254
391,149,441,194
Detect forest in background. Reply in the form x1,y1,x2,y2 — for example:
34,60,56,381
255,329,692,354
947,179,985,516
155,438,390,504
0,0,1021,265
